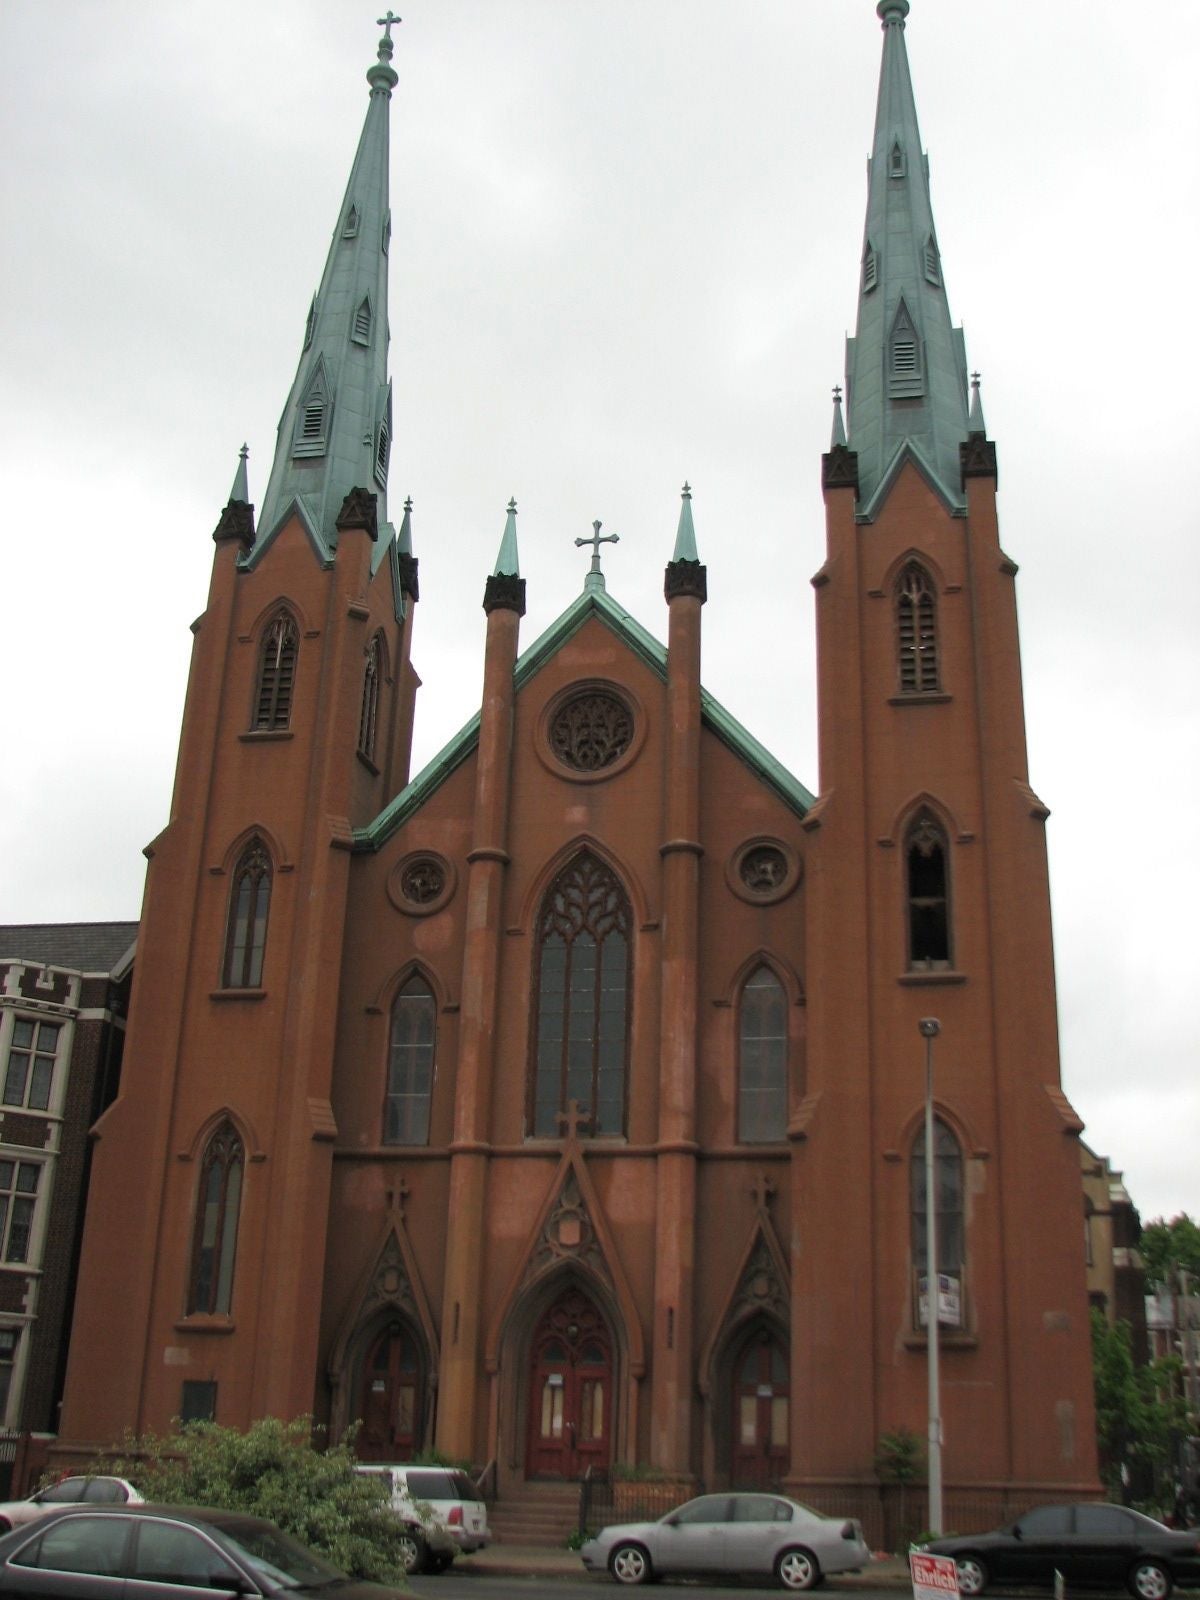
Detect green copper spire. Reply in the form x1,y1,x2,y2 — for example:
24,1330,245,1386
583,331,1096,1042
844,0,972,515
672,481,699,562
494,498,520,576
254,21,399,561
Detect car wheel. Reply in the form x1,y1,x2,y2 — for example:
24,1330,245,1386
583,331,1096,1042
776,1547,821,1591
1129,1561,1172,1600
955,1556,988,1597
609,1543,653,1585
397,1529,428,1576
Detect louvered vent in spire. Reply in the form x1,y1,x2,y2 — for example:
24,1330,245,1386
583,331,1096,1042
353,296,373,345
888,300,924,398
293,361,331,458
863,241,879,293
343,204,359,238
923,234,941,286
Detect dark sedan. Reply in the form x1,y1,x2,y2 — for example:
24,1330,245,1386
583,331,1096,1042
0,1502,406,1600
923,1503,1200,1600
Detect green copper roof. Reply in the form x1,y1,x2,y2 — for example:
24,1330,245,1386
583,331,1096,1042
230,443,249,503
250,24,399,567
845,0,973,516
672,482,699,562
357,585,814,851
494,499,520,576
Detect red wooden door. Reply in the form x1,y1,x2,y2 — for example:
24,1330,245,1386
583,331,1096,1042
527,1288,613,1478
730,1330,789,1488
358,1324,421,1461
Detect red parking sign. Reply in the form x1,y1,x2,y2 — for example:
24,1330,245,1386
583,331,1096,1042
910,1551,960,1600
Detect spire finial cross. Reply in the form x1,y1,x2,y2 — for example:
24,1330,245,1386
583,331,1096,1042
832,384,843,405
575,518,619,576
377,11,401,41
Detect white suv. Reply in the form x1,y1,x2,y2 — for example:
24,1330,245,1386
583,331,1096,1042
356,1464,490,1558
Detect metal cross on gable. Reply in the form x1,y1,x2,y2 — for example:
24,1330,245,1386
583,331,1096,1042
575,519,619,578
377,11,401,41
558,1099,596,1144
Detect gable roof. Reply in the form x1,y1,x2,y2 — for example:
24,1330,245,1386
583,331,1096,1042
356,585,814,853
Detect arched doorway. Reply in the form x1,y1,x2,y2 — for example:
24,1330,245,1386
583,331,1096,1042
357,1320,423,1461
526,1285,613,1479
730,1325,788,1489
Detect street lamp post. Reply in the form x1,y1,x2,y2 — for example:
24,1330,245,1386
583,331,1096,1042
919,1017,943,1538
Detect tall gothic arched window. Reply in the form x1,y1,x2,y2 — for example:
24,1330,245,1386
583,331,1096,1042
385,974,436,1145
905,812,951,969
530,852,630,1139
358,634,382,762
254,610,299,730
738,966,788,1143
896,562,939,693
188,1122,244,1316
224,837,271,988
910,1116,964,1328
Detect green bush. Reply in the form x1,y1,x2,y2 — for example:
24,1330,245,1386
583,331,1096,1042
97,1416,410,1582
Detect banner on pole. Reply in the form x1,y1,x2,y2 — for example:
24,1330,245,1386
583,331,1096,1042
910,1551,960,1600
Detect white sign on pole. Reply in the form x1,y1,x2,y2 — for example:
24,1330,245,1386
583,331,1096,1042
910,1551,960,1600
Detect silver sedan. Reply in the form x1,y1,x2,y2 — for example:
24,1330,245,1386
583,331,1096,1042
579,1492,871,1589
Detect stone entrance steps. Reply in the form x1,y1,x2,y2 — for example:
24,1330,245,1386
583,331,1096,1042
487,1481,582,1548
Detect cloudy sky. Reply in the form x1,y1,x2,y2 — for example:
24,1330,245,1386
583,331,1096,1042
1,1,1196,1223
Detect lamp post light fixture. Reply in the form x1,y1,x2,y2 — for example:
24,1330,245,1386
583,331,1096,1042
919,1016,943,1538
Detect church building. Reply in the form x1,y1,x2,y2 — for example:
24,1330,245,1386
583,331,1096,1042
59,2,1100,1524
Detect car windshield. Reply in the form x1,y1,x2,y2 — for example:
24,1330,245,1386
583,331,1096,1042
212,1521,344,1589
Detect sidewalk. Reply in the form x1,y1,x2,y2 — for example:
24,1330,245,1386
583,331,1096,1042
457,1545,913,1585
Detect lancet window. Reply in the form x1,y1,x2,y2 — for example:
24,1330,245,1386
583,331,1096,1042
910,1116,964,1329
737,966,788,1143
253,610,299,731
529,852,630,1139
188,1122,243,1316
905,812,951,969
896,561,939,693
385,974,436,1146
223,837,271,989
358,635,382,762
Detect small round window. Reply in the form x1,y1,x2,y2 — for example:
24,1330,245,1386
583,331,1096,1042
549,690,633,773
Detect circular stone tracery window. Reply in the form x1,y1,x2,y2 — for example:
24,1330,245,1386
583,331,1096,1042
549,690,634,773
387,851,456,917
727,838,801,906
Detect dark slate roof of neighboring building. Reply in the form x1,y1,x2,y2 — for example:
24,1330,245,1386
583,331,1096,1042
0,922,138,973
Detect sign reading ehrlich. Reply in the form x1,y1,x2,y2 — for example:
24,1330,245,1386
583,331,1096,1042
910,1551,960,1600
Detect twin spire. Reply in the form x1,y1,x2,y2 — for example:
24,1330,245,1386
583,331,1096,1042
238,5,983,575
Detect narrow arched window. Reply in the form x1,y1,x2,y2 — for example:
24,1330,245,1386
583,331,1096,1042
530,852,630,1139
254,611,298,730
188,1122,243,1316
738,966,788,1143
905,812,951,969
224,838,271,988
385,975,436,1145
896,562,939,693
358,635,381,761
911,1116,964,1329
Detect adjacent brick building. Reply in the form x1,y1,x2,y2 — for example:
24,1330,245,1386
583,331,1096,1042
55,3,1101,1528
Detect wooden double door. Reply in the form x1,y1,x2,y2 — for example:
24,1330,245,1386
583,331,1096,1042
730,1328,789,1488
358,1322,422,1461
527,1287,613,1479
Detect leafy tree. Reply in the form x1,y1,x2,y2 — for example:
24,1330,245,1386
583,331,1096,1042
1091,1309,1188,1507
876,1425,924,1551
1141,1214,1200,1290
98,1416,411,1581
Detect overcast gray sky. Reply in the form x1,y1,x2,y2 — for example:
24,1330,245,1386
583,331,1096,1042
1,1,1197,1223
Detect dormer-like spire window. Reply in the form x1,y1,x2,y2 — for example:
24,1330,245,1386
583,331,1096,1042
382,210,392,256
923,233,942,286
889,139,907,179
862,239,879,294
343,203,360,239
292,361,331,458
352,296,373,346
374,384,392,491
888,300,924,398
303,296,317,351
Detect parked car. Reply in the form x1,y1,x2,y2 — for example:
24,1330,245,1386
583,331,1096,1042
0,1502,407,1600
353,1464,489,1561
921,1502,1200,1600
579,1491,870,1589
0,1477,143,1533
